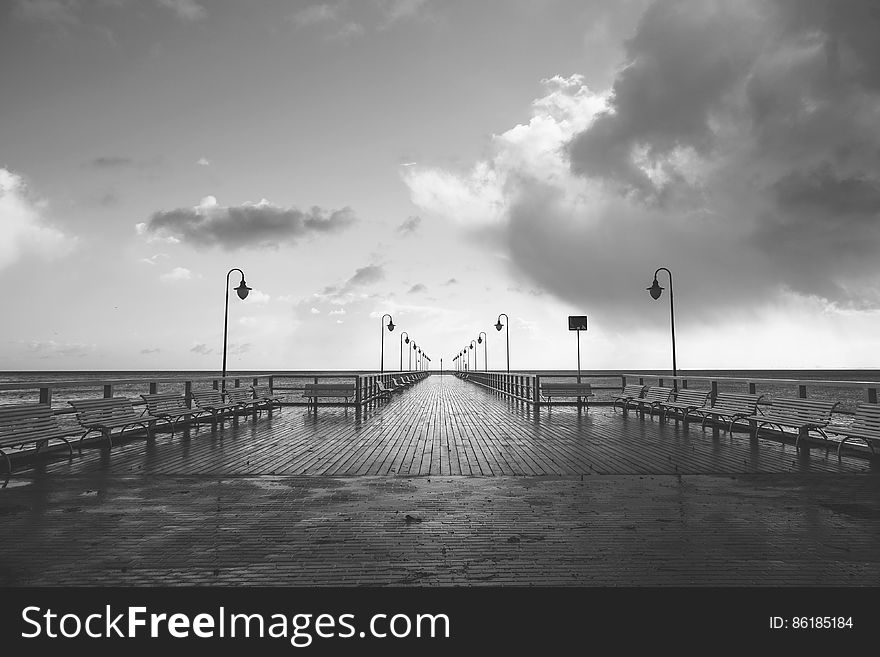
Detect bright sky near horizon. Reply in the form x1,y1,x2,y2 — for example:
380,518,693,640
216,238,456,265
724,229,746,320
2,0,880,372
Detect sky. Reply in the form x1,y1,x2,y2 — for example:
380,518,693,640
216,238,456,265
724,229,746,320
2,0,880,372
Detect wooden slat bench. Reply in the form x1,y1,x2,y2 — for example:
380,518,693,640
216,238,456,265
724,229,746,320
539,382,593,404
0,404,76,488
251,385,285,415
691,393,764,433
68,397,160,450
225,388,261,416
657,389,711,422
190,389,241,426
140,393,211,438
826,404,880,457
742,398,840,450
612,385,647,413
632,386,674,418
302,383,357,412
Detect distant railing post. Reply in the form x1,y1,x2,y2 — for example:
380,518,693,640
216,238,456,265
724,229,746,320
869,387,878,404
268,375,274,392
534,375,541,410
103,384,113,399
798,384,807,399
39,386,52,406
213,379,219,390
185,381,193,408
355,375,362,410
748,382,756,395
234,378,240,388
149,382,158,394
711,380,718,404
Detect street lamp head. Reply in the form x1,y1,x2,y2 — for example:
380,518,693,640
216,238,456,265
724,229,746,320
647,278,663,300
235,278,252,300
405,336,410,344
477,336,483,344
495,320,503,331
387,320,395,331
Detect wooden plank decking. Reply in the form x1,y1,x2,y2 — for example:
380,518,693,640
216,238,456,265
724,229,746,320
28,374,874,478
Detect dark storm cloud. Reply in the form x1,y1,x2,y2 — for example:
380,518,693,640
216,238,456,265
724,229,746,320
143,200,357,250
551,0,880,310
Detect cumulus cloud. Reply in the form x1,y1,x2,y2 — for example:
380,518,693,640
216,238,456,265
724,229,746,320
0,168,75,271
27,340,94,359
196,157,210,166
190,343,212,355
345,264,385,288
140,348,161,354
407,283,426,294
156,0,206,21
141,195,357,250
405,0,880,320
159,266,192,282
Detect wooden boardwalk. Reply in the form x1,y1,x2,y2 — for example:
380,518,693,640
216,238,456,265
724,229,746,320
3,375,879,587
30,374,875,478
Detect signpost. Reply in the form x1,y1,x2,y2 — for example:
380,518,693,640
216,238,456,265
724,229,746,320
568,316,588,383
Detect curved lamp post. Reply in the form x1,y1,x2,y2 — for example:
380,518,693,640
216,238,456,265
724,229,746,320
647,267,677,390
495,313,509,373
222,268,251,392
380,314,395,372
400,331,410,371
469,341,476,372
477,332,487,371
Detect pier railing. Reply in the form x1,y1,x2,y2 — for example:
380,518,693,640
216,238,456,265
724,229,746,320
0,370,427,422
457,370,880,415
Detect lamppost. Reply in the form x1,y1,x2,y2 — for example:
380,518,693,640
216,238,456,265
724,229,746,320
222,268,251,392
417,347,422,370
477,332,487,371
647,267,677,390
495,313,509,372
400,331,410,371
413,342,418,371
469,341,476,372
380,313,395,372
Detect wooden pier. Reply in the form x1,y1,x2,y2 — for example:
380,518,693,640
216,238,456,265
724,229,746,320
1,374,878,586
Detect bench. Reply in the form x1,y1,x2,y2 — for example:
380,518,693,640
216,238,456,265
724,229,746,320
612,385,647,413
391,376,411,388
376,381,398,400
539,382,593,404
141,393,211,437
657,388,711,423
826,404,880,457
68,397,160,449
691,392,764,433
190,389,242,426
302,383,357,412
251,385,285,415
742,398,840,450
631,386,674,417
0,404,76,488
225,387,262,415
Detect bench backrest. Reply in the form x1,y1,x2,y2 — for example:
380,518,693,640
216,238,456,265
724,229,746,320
618,384,646,399
0,404,62,441
763,398,838,423
69,398,140,424
225,388,256,404
848,404,880,438
642,386,674,403
669,389,711,406
541,382,592,394
303,384,356,396
251,385,277,399
141,393,190,414
191,390,226,408
710,393,763,414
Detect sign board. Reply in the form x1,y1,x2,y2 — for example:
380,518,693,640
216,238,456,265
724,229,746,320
568,315,588,331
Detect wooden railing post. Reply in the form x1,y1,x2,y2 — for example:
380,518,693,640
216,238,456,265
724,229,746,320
798,384,807,399
185,381,193,408
103,384,113,398
149,382,158,394
39,386,52,406
534,375,541,410
711,380,718,405
869,387,878,404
